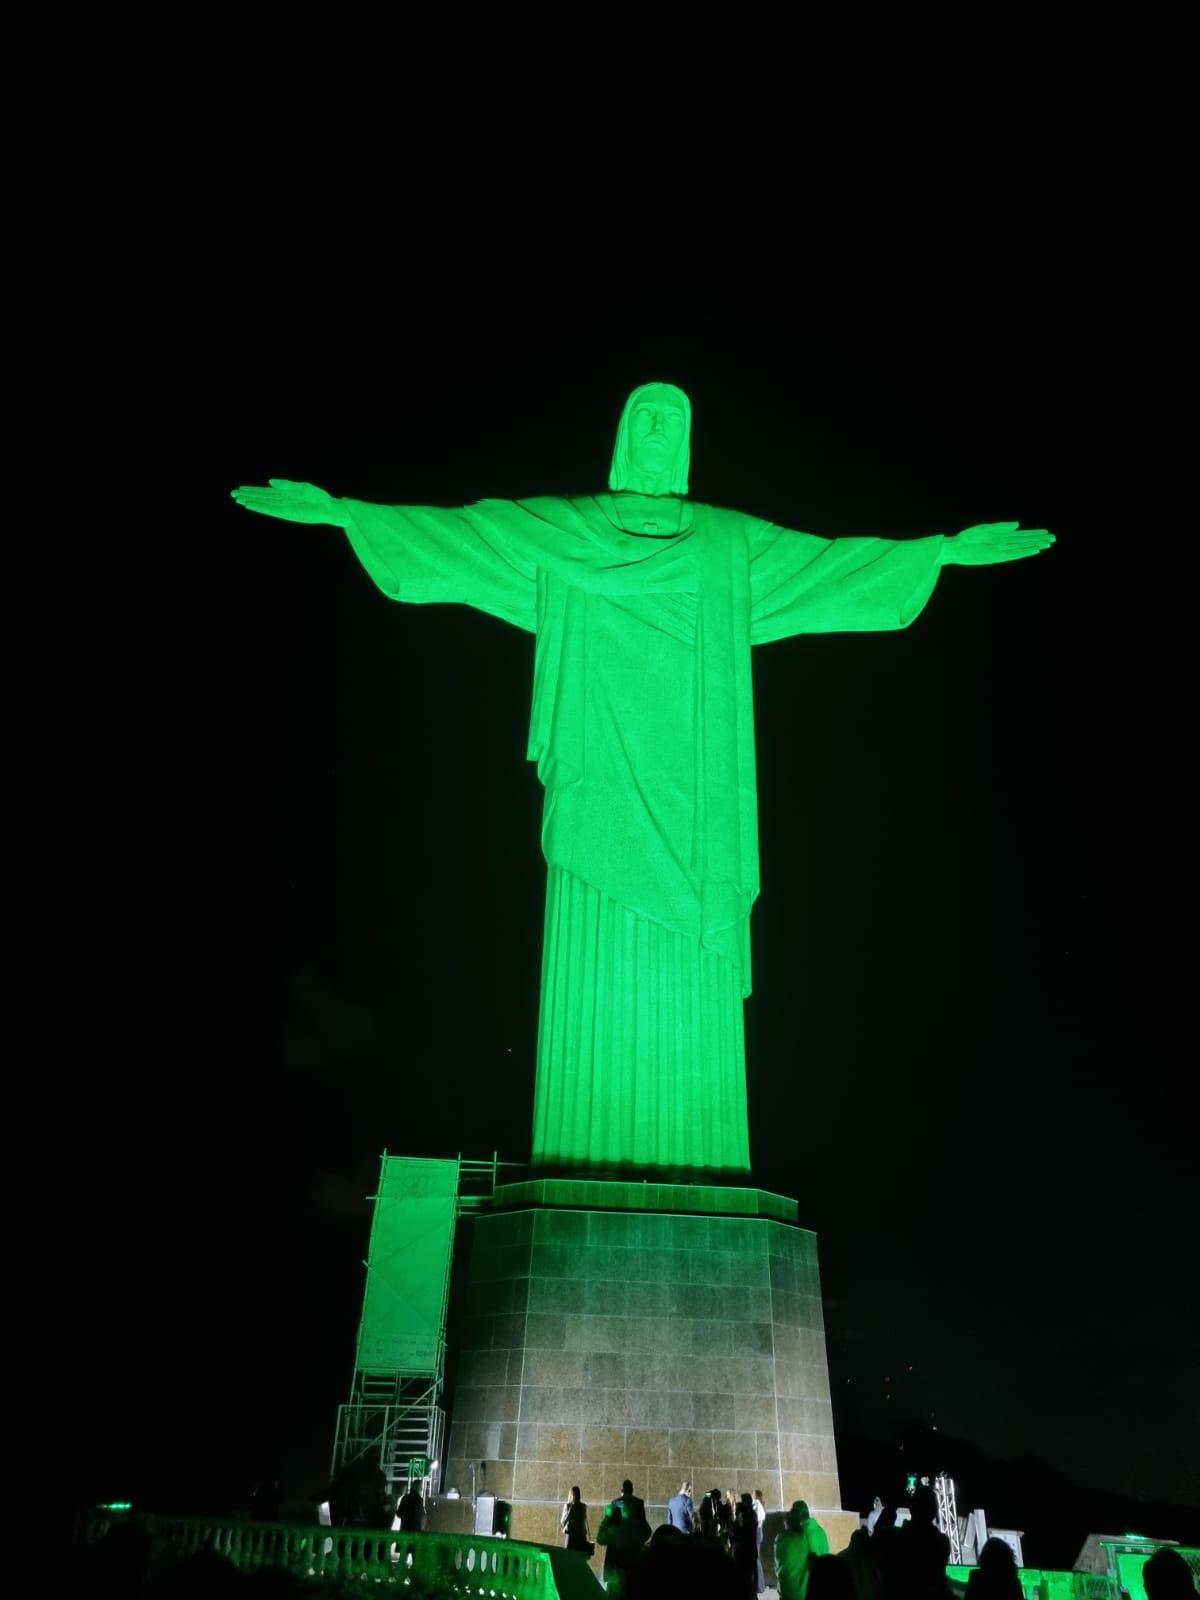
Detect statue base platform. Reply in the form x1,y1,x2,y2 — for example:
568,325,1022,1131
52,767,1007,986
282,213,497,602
437,1177,857,1555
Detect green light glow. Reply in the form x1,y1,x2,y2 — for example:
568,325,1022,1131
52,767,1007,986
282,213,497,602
233,391,1052,1176
99,1502,133,1512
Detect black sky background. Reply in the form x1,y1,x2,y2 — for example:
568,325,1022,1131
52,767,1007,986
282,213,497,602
15,16,1195,1554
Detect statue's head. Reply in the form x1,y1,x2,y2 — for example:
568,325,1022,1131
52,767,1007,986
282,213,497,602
609,382,691,495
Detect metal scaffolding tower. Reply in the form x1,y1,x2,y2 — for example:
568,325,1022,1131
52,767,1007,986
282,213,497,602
331,1152,501,1512
935,1474,963,1564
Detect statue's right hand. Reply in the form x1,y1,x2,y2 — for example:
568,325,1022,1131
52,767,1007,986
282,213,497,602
230,479,344,526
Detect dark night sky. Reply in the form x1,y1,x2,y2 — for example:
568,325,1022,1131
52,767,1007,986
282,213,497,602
17,17,1195,1544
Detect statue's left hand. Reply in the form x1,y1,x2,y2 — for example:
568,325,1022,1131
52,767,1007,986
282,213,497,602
941,521,1055,565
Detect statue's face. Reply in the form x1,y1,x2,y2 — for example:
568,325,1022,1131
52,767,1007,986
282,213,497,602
625,388,687,481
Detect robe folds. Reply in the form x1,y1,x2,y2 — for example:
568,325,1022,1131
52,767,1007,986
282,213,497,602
341,494,943,1175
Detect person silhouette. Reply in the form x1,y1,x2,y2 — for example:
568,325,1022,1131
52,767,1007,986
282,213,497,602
700,1489,721,1539
560,1485,591,1554
597,1500,649,1597
844,1527,884,1600
613,1478,649,1530
625,1527,743,1600
965,1538,1022,1600
396,1486,424,1533
667,1480,695,1533
730,1493,762,1597
1142,1548,1197,1600
808,1554,858,1600
892,1486,949,1600
775,1500,830,1600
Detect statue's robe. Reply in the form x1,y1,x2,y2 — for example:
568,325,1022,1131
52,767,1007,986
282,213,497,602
341,493,944,1176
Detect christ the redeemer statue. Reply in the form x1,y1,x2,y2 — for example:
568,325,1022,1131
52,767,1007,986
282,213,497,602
233,383,1052,1180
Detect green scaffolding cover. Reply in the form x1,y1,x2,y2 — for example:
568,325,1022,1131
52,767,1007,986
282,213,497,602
355,1157,458,1373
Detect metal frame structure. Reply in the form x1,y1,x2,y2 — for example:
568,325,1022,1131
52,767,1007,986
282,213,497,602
934,1474,963,1564
331,1152,504,1510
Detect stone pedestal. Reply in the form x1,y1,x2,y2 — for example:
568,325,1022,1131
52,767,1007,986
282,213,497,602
440,1178,853,1553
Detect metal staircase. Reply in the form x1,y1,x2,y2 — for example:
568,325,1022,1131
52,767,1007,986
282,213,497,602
334,1374,446,1506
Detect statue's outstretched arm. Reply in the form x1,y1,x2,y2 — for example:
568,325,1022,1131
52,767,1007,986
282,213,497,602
232,478,537,632
749,514,1055,644
940,521,1055,565
231,479,348,526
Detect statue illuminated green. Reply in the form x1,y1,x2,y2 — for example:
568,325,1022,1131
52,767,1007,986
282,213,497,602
233,384,1053,1179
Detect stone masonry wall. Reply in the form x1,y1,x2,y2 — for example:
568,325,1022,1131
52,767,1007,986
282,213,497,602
442,1203,842,1550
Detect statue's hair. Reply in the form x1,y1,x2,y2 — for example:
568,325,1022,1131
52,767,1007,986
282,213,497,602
608,382,691,494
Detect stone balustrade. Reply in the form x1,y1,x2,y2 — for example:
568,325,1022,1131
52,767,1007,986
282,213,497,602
85,1513,604,1597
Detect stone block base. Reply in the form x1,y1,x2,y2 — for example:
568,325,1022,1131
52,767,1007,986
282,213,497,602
441,1180,850,1555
